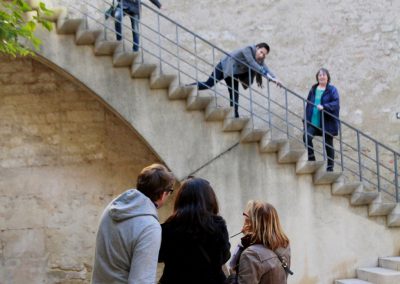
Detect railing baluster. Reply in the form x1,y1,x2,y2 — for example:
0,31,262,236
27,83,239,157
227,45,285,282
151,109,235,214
175,25,180,84
395,152,399,202
375,143,381,192
157,13,162,73
321,111,326,162
303,100,308,157
357,130,363,181
284,89,289,139
194,36,198,87
267,80,271,132
249,70,254,127
339,122,344,171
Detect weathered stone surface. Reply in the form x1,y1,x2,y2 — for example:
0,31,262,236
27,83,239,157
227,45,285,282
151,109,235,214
0,57,161,283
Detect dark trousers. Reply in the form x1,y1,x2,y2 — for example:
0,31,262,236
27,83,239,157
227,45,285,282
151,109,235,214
303,124,335,171
115,7,140,51
197,62,242,118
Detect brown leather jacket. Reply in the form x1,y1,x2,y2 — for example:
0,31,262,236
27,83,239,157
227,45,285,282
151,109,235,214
238,244,291,284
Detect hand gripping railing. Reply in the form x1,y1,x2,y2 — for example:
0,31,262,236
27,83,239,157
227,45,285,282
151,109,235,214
57,0,399,204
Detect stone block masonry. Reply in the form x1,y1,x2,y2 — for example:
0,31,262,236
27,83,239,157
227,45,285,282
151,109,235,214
0,56,161,283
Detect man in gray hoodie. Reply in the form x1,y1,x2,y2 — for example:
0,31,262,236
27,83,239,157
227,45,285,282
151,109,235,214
91,164,175,284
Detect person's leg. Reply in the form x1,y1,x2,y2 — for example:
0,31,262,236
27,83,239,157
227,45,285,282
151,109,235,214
197,62,224,90
303,124,316,161
233,78,240,117
324,133,335,171
130,13,140,52
224,76,240,117
224,76,233,106
114,7,123,41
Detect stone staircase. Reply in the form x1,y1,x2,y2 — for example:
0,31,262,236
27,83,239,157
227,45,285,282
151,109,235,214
336,256,400,284
27,2,400,229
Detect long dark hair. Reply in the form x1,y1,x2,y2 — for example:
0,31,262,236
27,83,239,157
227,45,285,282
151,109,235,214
165,177,220,235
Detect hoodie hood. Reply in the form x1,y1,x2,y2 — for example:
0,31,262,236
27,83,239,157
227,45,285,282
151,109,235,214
108,189,159,222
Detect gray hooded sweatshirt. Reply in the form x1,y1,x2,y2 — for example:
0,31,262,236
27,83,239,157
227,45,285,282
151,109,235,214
91,189,161,284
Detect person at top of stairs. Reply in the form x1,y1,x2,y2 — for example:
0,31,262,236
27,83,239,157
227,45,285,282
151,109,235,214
190,43,282,118
303,68,340,172
114,0,162,51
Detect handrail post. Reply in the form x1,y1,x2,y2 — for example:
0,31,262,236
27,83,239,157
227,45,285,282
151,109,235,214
249,68,254,126
356,130,363,181
321,110,326,162
339,122,344,171
375,143,381,192
284,89,289,139
267,80,271,132
394,152,399,202
194,36,198,92
303,100,308,156
175,25,180,85
157,13,162,73
212,47,217,101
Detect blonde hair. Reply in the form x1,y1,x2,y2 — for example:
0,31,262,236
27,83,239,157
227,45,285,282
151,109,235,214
245,200,289,251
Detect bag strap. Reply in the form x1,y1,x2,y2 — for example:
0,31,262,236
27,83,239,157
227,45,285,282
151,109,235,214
274,251,294,276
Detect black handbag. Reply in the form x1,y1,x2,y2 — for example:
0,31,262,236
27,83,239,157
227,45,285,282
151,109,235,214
105,0,116,20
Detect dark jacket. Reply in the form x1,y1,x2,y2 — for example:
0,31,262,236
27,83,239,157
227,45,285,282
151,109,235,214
305,84,340,136
220,45,275,89
158,216,231,284
238,245,291,284
117,0,161,16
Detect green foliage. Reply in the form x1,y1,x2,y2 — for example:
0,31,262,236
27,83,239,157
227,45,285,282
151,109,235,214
0,0,53,57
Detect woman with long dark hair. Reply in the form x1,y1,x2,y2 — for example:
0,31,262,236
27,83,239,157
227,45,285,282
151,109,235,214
158,177,231,284
229,200,291,284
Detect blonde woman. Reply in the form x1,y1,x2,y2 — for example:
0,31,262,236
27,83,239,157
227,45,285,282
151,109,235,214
229,201,291,284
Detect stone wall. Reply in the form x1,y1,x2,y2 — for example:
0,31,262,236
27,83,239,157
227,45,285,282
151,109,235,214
0,56,163,283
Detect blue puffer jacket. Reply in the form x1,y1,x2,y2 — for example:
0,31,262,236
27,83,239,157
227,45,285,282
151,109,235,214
117,0,161,16
305,84,340,136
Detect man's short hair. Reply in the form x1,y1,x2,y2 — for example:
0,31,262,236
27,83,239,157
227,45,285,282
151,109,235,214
136,164,175,202
256,42,270,54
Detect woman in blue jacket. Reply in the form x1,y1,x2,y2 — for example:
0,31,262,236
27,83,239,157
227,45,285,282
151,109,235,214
303,68,340,172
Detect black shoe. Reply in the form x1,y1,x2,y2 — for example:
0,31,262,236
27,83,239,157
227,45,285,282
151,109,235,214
234,113,239,118
326,167,334,172
307,156,316,161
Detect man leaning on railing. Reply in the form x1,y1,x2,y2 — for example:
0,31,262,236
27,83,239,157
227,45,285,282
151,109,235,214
189,43,282,118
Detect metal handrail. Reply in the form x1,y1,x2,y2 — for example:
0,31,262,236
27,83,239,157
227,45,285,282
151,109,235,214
57,0,399,203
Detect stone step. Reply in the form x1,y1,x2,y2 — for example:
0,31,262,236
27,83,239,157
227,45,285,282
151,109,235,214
332,180,363,195
222,111,249,132
75,25,101,45
350,185,379,206
313,168,342,185
277,140,305,164
335,279,374,284
186,91,213,111
204,99,231,121
259,135,286,153
357,267,400,284
149,70,176,89
168,84,192,100
296,157,325,174
368,193,397,216
57,17,83,35
387,204,400,227
131,63,157,78
240,122,268,143
94,37,120,56
379,257,400,271
112,44,138,67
